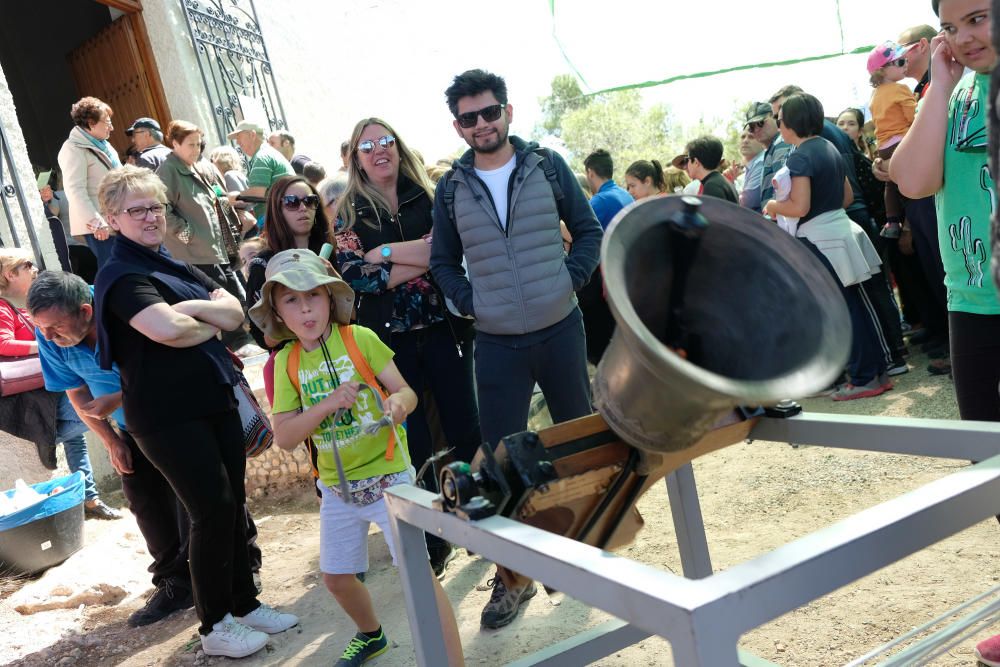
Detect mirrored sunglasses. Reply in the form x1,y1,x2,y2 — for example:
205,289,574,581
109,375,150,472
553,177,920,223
357,135,396,154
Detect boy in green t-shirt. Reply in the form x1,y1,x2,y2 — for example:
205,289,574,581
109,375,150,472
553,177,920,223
249,249,463,667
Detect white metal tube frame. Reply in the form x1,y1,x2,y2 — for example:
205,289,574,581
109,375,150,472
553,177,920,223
384,412,1000,666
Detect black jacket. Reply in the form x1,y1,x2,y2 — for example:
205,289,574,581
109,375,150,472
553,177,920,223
348,175,471,347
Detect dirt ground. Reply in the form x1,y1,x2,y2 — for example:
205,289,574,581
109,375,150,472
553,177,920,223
3,345,999,667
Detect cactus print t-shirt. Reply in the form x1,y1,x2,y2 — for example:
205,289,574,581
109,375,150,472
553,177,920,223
936,71,1000,314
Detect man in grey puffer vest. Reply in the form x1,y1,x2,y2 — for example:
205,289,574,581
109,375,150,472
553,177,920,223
431,69,602,629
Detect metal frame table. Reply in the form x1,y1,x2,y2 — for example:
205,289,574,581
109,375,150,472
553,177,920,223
385,412,1000,666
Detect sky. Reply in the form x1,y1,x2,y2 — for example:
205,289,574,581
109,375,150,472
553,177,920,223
276,0,943,164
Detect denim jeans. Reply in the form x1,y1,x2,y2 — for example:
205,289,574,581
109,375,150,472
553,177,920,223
56,394,96,501
84,234,113,269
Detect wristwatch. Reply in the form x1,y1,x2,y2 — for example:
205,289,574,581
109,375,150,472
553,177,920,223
381,246,392,262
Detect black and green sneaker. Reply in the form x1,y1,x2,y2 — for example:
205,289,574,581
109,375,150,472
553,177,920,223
334,629,389,666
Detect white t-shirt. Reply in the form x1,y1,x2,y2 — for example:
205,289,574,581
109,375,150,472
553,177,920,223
475,154,517,230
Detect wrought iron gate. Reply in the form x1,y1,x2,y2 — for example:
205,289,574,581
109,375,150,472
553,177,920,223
0,119,46,264
181,0,288,146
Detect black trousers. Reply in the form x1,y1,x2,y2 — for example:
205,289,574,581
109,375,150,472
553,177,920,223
195,263,253,351
119,429,189,587
475,312,593,448
121,428,263,587
950,312,1000,422
907,197,949,343
132,410,258,635
391,321,480,488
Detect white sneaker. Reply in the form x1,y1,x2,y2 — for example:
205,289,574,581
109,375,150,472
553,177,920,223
236,603,299,633
201,613,268,658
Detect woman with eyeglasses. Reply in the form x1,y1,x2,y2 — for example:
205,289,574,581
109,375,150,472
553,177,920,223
0,249,119,520
890,0,999,425
623,159,667,200
763,93,889,401
94,165,297,657
335,117,480,577
57,96,121,268
157,120,259,357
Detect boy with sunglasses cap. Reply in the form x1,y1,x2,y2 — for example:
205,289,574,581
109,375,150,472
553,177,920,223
867,41,918,240
251,249,464,666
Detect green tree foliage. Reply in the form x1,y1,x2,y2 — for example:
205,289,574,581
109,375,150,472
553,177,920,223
559,89,670,174
538,74,589,136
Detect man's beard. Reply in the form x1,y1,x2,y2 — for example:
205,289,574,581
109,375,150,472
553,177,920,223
471,125,509,154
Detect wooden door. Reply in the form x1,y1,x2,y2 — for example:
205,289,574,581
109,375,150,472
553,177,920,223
67,13,169,158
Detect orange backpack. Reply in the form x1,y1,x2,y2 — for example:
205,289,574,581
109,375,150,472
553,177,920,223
285,325,397,482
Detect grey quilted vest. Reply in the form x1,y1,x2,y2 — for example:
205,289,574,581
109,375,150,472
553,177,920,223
450,152,576,335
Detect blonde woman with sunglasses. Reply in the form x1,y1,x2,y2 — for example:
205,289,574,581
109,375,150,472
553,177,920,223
335,118,480,579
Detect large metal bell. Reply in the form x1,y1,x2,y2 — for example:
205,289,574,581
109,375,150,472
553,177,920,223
593,195,851,454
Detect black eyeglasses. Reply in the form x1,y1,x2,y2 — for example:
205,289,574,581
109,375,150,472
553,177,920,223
747,120,767,131
455,104,503,128
357,135,396,154
19,261,34,271
282,194,320,210
676,156,690,167
122,203,166,220
886,57,907,68
776,117,784,127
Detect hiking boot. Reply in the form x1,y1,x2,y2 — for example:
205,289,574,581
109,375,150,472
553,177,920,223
831,377,890,401
928,358,952,376
480,576,537,629
127,578,193,627
84,499,122,520
236,603,298,633
334,629,389,666
201,613,268,658
976,633,1000,667
429,544,458,580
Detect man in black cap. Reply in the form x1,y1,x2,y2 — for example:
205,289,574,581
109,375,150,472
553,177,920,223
127,118,171,171
744,101,793,209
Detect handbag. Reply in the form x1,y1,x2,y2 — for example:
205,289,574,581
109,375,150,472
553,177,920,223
0,354,44,396
229,351,273,457
0,300,43,397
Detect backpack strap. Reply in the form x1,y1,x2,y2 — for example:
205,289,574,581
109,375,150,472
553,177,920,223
285,342,320,482
441,171,459,230
338,324,397,461
532,147,564,202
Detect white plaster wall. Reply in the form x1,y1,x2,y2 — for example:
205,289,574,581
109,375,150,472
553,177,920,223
138,2,219,146
0,61,60,268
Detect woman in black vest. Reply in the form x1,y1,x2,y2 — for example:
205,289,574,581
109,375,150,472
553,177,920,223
335,118,479,576
94,166,296,657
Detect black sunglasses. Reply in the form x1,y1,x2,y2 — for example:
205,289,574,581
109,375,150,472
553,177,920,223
357,135,396,154
747,120,767,131
455,104,503,128
282,194,320,210
676,156,690,167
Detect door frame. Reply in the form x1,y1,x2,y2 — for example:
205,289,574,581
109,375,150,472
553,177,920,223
95,0,171,124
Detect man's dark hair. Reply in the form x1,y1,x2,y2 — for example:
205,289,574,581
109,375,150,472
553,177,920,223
340,141,350,158
769,85,805,104
583,149,614,179
272,130,295,147
685,136,725,170
445,69,508,117
780,93,825,138
302,161,326,184
931,0,939,15
27,271,91,316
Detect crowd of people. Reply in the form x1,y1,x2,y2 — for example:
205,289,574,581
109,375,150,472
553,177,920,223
6,0,998,664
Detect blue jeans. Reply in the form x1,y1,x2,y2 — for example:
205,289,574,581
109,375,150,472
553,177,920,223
84,234,113,269
56,394,97,501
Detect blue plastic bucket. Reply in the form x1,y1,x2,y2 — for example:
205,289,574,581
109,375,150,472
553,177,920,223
0,471,85,575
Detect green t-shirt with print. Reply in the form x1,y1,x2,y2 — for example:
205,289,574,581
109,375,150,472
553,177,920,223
272,325,410,487
246,144,293,218
936,71,999,314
